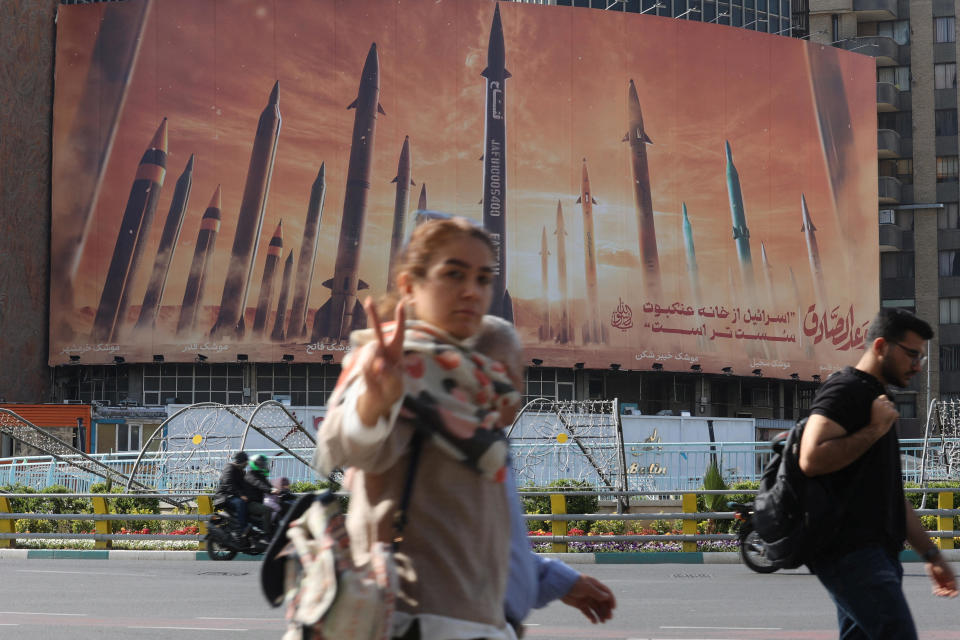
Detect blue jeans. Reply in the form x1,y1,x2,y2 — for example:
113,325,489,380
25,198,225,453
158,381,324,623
810,545,917,640
227,496,247,530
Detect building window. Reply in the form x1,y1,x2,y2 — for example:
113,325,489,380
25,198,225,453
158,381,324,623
938,156,959,182
942,345,960,372
895,400,916,419
938,203,960,229
524,367,575,405
936,63,957,90
881,252,914,279
941,298,960,324
255,363,341,406
143,363,244,406
798,387,815,410
73,365,129,405
937,110,959,137
831,14,839,43
936,17,956,43
895,158,913,185
116,423,142,453
878,111,911,138
875,66,910,91
877,20,910,45
940,251,960,277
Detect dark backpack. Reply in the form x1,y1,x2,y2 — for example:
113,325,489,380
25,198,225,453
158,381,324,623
752,418,841,569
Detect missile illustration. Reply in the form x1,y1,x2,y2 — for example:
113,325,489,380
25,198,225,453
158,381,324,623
271,250,295,343
481,4,513,321
554,200,571,344
725,141,755,295
91,118,168,343
681,203,702,303
176,186,222,336
538,225,551,342
624,79,661,301
135,153,194,332
210,81,282,340
577,158,603,344
52,0,151,298
760,242,778,358
388,136,415,289
253,221,284,336
311,43,383,343
417,182,427,211
801,193,828,311
286,164,326,340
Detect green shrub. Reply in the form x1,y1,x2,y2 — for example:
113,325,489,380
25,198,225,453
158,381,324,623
700,462,731,533
520,479,599,533
591,519,625,535
905,482,960,531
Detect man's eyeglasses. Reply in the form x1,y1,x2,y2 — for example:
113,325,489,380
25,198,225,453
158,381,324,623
890,341,928,367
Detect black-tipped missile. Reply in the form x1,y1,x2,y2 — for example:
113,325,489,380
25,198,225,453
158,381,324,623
481,4,513,321
91,118,168,343
554,200,571,344
538,225,551,342
210,81,282,340
801,193,828,310
625,79,661,301
311,44,383,343
725,141,755,294
287,164,326,340
576,158,602,344
253,221,283,336
388,136,415,289
271,250,294,343
176,185,221,336
135,153,194,332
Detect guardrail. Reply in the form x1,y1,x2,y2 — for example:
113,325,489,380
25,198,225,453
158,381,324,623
2,488,955,555
520,489,960,554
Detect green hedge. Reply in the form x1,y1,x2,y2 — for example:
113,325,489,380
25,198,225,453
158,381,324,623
520,479,599,533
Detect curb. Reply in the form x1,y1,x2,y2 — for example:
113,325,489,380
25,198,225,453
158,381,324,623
3,548,960,563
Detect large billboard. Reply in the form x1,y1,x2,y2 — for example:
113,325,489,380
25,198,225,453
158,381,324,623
50,0,878,378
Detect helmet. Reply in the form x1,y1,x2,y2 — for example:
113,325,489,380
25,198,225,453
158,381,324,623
232,451,248,465
250,454,270,475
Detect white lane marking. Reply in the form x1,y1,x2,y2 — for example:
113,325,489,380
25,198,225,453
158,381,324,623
197,617,279,621
661,625,783,630
522,623,541,627
17,569,153,578
0,611,88,617
129,626,247,632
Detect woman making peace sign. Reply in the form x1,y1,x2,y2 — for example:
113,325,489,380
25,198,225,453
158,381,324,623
315,217,522,640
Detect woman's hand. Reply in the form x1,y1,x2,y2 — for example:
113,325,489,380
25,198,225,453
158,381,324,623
356,297,406,427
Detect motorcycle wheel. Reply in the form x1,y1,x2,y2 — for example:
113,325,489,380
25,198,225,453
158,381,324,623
739,525,778,574
206,536,238,561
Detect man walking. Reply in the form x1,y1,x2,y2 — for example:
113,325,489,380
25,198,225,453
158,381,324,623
800,308,957,638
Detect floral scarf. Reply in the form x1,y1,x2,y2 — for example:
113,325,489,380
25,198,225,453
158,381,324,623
327,320,520,482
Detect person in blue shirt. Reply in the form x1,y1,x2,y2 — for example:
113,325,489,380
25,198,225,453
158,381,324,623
473,316,616,635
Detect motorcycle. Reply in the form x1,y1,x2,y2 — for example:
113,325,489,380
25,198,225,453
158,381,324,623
729,430,789,574
205,494,296,561
729,501,779,573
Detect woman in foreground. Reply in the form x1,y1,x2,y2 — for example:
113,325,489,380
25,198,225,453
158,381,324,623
315,216,521,640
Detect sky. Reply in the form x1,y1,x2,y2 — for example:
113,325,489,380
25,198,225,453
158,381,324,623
50,0,878,375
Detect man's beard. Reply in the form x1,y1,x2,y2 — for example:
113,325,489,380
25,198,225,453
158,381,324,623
880,357,909,388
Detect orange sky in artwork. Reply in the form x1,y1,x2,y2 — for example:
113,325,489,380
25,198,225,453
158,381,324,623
50,0,878,374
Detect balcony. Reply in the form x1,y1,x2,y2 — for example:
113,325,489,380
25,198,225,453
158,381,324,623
853,0,898,20
878,129,901,158
878,223,903,251
877,82,902,112
879,176,902,204
839,36,900,66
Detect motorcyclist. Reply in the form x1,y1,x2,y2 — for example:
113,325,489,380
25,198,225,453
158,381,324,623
244,454,276,542
213,451,249,537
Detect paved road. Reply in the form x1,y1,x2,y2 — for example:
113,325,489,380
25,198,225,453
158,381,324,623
1,559,959,639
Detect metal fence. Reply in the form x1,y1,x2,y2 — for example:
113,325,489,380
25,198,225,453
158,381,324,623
0,439,957,493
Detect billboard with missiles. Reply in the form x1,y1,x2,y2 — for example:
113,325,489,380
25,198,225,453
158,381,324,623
50,0,878,379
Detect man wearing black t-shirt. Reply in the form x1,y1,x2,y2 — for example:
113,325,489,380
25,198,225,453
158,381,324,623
800,308,957,638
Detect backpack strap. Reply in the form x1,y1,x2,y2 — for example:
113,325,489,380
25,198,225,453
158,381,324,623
392,431,424,552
